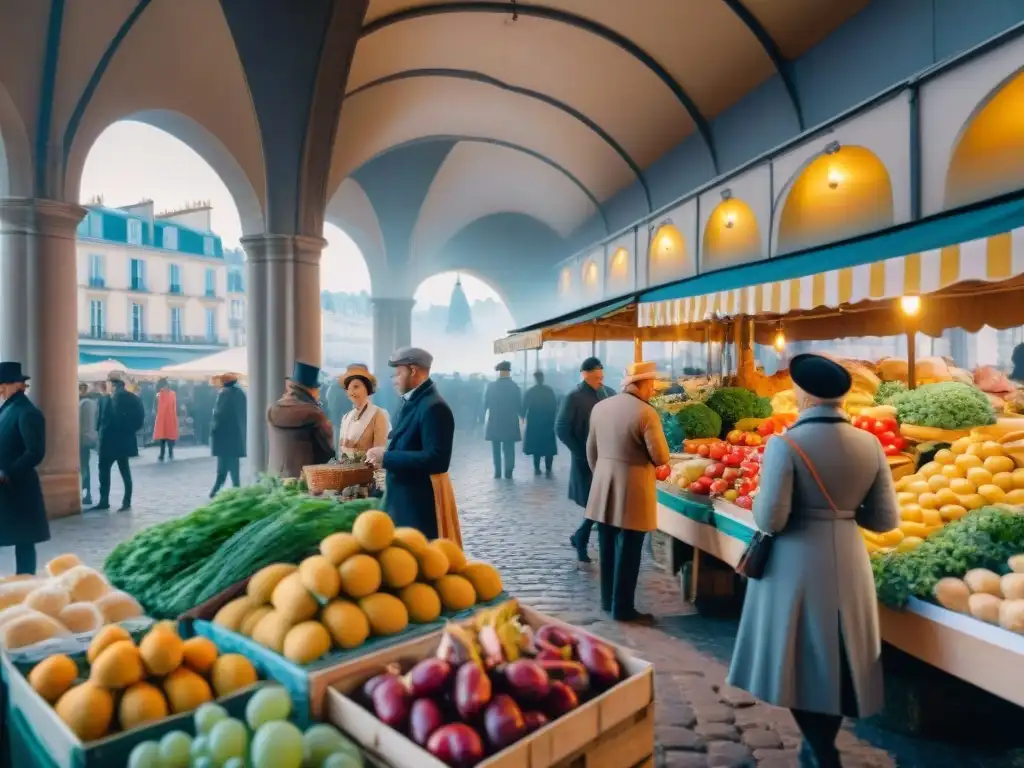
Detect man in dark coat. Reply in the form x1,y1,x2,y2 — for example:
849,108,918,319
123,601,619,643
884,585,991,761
366,347,455,539
0,362,49,574
556,357,614,562
267,362,335,478
210,373,247,496
192,382,215,445
522,370,558,477
483,361,523,479
92,375,145,511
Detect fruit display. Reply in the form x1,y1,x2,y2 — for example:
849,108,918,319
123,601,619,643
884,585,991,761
25,621,258,742
704,387,772,436
850,410,907,456
357,603,625,767
213,510,505,664
0,555,143,650
126,685,367,768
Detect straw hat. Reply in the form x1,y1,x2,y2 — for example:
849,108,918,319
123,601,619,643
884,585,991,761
623,360,658,387
342,364,377,395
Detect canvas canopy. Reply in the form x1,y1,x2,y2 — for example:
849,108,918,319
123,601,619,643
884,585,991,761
77,359,129,382
160,346,248,379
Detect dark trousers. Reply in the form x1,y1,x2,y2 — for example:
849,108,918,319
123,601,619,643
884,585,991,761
596,523,646,618
573,516,594,546
213,456,241,492
12,543,36,575
79,445,92,497
491,440,515,477
98,455,132,506
158,439,175,459
532,454,553,474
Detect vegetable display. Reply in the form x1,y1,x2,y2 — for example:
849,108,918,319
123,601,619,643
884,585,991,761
704,388,772,436
891,382,996,430
874,380,907,405
658,410,684,453
673,403,722,441
213,510,505,664
850,412,907,456
358,603,625,767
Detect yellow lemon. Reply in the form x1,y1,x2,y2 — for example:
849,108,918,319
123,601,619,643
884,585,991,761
935,488,960,507
992,472,1014,492
978,484,1007,504
897,492,918,505
950,438,971,455
939,504,968,522
921,508,943,526
897,537,924,553
966,443,987,458
919,462,941,479
949,478,976,496
899,521,929,538
917,492,940,510
934,448,956,465
965,467,993,487
942,464,965,480
1012,468,1024,490
900,504,923,522
959,493,986,510
955,454,984,471
984,455,1015,475
878,528,905,546
981,441,1005,459
907,481,930,496
927,474,950,492
1006,489,1024,505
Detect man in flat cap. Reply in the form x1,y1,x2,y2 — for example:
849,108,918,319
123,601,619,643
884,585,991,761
267,361,334,478
210,372,247,497
556,356,614,562
366,347,461,545
482,360,522,479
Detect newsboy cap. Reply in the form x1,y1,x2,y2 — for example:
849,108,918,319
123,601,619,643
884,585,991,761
789,353,852,400
495,360,512,372
580,357,603,372
388,347,434,369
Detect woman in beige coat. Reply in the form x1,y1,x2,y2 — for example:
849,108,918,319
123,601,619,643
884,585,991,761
727,354,900,768
585,360,670,624
338,365,390,489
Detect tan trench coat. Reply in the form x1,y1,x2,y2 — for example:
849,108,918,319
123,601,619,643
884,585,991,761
727,405,900,717
584,389,670,532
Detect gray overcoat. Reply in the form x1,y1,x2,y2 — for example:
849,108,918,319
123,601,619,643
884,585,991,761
727,405,899,718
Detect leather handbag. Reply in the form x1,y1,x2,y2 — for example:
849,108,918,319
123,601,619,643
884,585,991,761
735,433,840,580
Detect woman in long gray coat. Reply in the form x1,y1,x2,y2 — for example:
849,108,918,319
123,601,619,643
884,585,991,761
727,354,899,768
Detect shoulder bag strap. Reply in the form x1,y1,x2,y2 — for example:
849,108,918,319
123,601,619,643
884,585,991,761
776,434,840,514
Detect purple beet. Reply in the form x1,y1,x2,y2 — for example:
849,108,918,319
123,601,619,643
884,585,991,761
576,639,621,688
502,659,550,705
362,672,399,702
544,680,579,719
536,660,590,695
426,723,485,768
407,658,453,699
523,710,549,733
483,694,527,751
371,676,411,729
410,698,446,746
454,662,492,721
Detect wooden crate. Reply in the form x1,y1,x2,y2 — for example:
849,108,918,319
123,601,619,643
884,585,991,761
322,602,655,768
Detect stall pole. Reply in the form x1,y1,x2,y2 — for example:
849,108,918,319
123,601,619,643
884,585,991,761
634,334,643,363
901,296,922,389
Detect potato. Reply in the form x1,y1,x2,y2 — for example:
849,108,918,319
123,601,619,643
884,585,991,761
963,568,1002,596
1009,554,1024,574
998,599,1024,634
1002,573,1024,600
968,593,1002,624
933,578,970,613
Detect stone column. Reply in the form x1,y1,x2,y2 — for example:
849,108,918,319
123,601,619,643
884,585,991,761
241,234,325,475
0,199,87,517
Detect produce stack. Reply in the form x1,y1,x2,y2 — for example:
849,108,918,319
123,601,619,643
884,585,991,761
668,440,762,510
933,560,1024,634
213,510,505,664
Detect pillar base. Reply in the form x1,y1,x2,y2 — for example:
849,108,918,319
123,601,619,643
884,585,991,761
40,471,83,519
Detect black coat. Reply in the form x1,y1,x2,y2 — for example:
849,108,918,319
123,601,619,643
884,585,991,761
211,383,247,458
99,389,144,460
382,379,455,539
483,377,522,443
0,392,49,546
555,382,614,507
522,383,558,457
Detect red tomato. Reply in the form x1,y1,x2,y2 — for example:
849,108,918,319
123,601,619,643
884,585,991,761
655,464,671,482
697,444,711,458
722,467,741,483
704,463,724,479
883,443,901,456
852,416,868,430
756,420,775,437
882,418,899,433
890,436,906,451
734,495,753,510
723,453,743,468
710,479,730,495
689,481,710,495
709,444,728,461
696,475,714,487
740,460,760,477
684,443,698,455
735,480,753,496
877,431,897,445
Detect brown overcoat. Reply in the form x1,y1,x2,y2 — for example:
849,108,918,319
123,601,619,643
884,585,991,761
266,384,335,478
584,388,670,532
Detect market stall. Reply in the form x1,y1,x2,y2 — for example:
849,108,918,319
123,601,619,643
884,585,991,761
160,346,248,381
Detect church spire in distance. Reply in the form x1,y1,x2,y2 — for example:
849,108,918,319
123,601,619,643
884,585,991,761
446,273,473,334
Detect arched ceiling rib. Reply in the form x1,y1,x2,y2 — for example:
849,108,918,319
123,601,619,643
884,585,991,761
329,76,629,207
325,177,389,293
411,141,591,263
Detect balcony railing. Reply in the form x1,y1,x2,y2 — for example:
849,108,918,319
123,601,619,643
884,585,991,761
204,289,217,298
129,281,148,292
80,331,224,346
87,277,106,288
169,284,182,295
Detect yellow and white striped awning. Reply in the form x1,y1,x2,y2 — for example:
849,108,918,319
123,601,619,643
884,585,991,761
639,229,1024,328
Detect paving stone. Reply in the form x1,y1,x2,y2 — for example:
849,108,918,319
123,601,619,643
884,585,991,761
658,726,706,752
692,703,737,724
755,752,799,768
717,685,758,708
658,703,698,729
706,740,755,767
732,707,771,731
741,728,782,751
695,722,740,742
663,751,711,768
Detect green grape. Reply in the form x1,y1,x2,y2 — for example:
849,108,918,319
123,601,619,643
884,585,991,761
322,754,362,768
245,686,292,731
190,736,210,762
158,731,193,768
302,724,358,767
194,702,229,735
192,758,214,768
127,741,162,768
251,721,304,768
209,718,248,765
222,759,245,768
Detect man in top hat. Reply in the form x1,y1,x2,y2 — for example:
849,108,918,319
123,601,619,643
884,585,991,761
267,361,335,479
585,360,670,624
556,356,615,562
366,347,460,543
92,372,145,511
0,362,49,573
210,372,247,497
482,360,523,479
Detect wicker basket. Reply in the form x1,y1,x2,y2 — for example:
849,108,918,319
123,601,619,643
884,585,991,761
303,463,374,494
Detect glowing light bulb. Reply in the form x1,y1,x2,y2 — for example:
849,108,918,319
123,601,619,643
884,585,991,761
724,212,736,229
827,166,843,189
773,330,786,351
900,295,921,317
659,233,673,253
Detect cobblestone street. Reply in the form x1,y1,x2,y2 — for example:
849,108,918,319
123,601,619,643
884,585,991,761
24,433,1024,767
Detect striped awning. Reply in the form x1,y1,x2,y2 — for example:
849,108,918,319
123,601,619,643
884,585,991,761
640,228,1024,328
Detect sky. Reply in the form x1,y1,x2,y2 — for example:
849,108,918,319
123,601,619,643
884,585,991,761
79,121,502,307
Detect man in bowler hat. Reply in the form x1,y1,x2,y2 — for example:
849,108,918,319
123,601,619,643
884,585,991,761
0,362,49,573
556,356,615,562
482,360,523,479
267,361,335,478
92,373,145,511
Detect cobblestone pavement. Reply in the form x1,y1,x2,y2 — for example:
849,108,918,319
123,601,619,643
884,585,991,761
29,432,1024,767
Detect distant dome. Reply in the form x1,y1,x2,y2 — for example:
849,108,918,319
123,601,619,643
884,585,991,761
446,275,473,334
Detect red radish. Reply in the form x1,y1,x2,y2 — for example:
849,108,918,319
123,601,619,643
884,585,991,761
483,694,527,750
410,698,446,746
372,676,411,729
426,724,485,767
362,671,400,702
455,662,492,720
502,659,551,703
576,639,621,688
406,659,453,699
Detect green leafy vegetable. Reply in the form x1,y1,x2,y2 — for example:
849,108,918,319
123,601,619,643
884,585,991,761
891,381,995,430
674,403,722,440
705,388,771,436
874,380,907,405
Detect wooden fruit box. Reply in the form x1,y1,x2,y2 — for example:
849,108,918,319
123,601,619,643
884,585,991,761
322,601,655,768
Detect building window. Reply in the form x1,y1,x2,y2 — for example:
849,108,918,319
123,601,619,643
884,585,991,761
88,254,105,287
89,300,105,338
170,307,183,342
88,212,103,239
228,268,244,292
203,236,215,257
204,268,216,297
130,302,145,341
168,264,181,294
163,226,178,251
205,308,217,341
230,299,244,321
127,218,143,245
130,258,146,291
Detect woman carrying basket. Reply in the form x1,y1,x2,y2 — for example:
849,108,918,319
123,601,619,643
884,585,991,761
338,364,390,494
